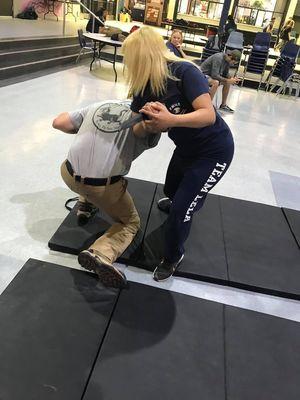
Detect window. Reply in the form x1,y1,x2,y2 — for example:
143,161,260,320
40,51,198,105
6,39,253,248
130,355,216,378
178,0,224,19
235,0,281,27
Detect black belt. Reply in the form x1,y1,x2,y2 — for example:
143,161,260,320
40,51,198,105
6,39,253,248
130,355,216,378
65,160,122,186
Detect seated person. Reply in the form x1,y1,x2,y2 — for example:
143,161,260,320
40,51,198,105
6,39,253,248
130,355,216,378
200,50,241,112
86,8,108,33
166,29,186,58
86,8,124,39
52,100,160,288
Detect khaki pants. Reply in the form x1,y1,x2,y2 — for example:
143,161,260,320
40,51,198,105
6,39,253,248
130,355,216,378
61,161,140,263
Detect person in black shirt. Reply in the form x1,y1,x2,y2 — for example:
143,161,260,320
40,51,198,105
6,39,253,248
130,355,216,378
225,15,237,35
86,8,107,33
263,17,276,33
275,19,295,51
122,27,234,282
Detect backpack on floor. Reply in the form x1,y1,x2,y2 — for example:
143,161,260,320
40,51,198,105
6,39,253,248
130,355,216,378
17,6,38,20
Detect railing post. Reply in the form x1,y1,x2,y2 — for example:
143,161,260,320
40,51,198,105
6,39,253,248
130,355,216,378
63,0,66,36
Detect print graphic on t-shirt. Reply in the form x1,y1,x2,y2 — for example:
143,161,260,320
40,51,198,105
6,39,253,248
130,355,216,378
169,101,182,115
92,103,129,133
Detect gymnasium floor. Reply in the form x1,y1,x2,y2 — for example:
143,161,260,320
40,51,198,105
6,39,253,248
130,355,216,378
0,57,299,323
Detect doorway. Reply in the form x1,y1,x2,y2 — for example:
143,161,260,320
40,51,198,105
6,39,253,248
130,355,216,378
0,0,13,16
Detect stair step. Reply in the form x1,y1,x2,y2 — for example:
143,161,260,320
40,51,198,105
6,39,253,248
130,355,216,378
0,52,92,80
0,44,81,68
0,36,78,51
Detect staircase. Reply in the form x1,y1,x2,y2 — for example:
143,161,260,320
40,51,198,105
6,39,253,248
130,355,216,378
0,36,92,81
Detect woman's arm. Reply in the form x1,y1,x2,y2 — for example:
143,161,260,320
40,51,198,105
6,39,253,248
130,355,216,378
140,93,216,132
178,47,187,58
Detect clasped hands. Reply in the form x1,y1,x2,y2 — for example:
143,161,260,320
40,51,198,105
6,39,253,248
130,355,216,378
228,76,240,85
139,102,175,134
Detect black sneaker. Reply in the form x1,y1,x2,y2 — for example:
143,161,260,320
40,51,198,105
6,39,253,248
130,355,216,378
77,201,98,225
157,197,172,214
219,104,234,113
153,254,184,282
78,249,127,288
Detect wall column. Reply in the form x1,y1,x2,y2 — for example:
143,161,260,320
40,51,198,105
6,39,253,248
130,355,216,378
285,0,297,21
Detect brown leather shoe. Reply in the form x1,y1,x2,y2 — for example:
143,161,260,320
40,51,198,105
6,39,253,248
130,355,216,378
78,250,127,288
76,201,98,225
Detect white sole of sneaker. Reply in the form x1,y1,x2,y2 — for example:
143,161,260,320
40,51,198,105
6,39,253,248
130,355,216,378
152,254,184,282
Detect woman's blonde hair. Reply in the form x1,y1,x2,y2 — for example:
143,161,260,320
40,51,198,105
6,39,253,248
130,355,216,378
122,26,190,97
283,18,295,29
289,19,295,28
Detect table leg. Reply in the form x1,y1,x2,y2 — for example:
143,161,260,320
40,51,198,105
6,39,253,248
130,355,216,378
90,42,97,71
44,0,58,21
113,46,117,82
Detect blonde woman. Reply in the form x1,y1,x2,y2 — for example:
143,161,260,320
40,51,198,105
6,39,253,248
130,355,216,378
166,29,186,58
122,26,234,282
275,19,295,51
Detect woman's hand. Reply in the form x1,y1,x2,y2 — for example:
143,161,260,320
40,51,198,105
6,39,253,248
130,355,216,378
140,102,175,132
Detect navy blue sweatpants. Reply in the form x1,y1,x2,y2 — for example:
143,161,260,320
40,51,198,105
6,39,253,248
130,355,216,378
163,147,234,262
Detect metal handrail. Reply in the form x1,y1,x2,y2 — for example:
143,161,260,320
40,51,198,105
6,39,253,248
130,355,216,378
61,0,105,36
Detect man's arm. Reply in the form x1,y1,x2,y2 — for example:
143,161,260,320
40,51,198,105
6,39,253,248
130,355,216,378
211,60,238,85
209,58,227,83
131,111,161,137
52,112,78,134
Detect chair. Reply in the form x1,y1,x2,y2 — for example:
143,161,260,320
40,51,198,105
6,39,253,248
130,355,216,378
280,41,300,59
241,33,270,90
253,32,271,52
265,42,300,91
290,30,297,41
198,34,222,63
199,47,220,63
274,72,300,97
225,31,244,51
76,29,95,63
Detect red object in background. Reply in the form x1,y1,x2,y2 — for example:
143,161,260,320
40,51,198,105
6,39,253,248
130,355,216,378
206,26,218,37
130,25,140,34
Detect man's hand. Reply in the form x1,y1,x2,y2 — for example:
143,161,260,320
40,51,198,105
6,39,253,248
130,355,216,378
227,77,240,85
140,102,175,132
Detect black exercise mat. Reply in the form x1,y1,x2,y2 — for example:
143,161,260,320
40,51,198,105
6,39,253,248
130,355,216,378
138,183,228,281
48,178,157,263
2,263,300,400
221,197,300,299
283,207,300,249
83,281,300,400
0,258,118,400
226,306,300,400
83,282,226,400
49,177,300,299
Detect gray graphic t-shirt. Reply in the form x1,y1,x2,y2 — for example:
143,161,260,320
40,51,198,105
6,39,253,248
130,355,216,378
67,100,160,178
